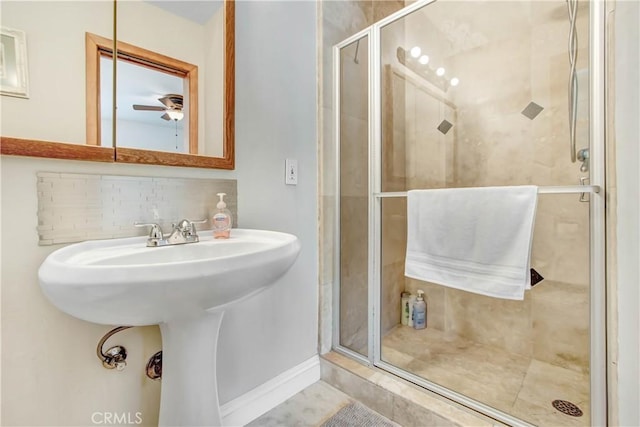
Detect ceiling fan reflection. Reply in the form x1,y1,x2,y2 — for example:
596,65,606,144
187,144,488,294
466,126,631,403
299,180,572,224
132,94,184,121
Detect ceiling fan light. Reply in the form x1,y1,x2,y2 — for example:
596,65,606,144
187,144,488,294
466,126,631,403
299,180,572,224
167,110,184,121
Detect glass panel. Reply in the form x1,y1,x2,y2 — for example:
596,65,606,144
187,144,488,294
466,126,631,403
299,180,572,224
379,1,591,425
380,0,590,191
339,36,369,357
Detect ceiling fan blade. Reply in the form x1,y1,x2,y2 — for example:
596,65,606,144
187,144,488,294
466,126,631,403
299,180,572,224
133,104,166,111
160,113,171,121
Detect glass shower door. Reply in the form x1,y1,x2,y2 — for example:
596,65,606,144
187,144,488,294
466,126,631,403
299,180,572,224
374,1,601,426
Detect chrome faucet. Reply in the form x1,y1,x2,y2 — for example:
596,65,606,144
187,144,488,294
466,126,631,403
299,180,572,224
135,219,206,247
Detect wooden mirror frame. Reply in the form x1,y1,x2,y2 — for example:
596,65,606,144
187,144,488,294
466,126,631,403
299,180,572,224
1,0,235,170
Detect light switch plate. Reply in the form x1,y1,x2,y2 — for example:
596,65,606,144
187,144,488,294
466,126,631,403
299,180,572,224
285,159,298,185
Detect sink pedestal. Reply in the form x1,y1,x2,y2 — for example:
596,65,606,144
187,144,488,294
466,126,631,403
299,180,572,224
158,310,225,426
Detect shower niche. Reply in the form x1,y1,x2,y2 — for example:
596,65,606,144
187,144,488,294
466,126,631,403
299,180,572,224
333,1,606,426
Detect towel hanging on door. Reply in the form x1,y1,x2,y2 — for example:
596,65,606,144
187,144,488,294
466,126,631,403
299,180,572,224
405,186,538,300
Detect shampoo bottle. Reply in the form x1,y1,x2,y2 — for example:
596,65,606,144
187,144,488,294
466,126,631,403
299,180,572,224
401,292,411,326
212,192,232,239
413,290,426,330
407,294,417,327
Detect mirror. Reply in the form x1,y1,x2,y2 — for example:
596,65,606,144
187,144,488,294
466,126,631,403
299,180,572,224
0,0,235,170
87,32,200,152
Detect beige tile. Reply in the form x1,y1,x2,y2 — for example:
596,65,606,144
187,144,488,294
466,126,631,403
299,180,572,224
381,341,414,369
445,289,533,357
247,381,352,427
339,42,369,121
339,115,369,197
516,359,590,413
321,359,396,420
322,352,495,427
379,321,590,425
391,395,460,427
396,386,496,427
382,327,530,413
511,398,589,427
531,281,589,372
381,260,405,335
406,353,526,413
323,351,380,386
372,0,405,24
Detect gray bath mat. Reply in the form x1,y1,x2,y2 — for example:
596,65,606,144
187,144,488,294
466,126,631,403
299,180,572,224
321,402,397,427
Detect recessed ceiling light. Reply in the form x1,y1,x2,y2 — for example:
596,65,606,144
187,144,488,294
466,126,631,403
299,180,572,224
450,77,459,86
418,55,430,65
410,46,421,58
436,67,445,76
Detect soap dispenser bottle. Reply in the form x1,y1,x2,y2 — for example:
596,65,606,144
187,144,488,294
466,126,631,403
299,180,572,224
212,192,232,239
413,290,426,330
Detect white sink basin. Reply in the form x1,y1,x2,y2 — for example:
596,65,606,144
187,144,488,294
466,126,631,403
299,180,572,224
38,228,300,426
39,229,300,325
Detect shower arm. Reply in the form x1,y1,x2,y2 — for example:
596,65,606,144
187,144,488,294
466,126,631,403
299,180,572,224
567,0,579,163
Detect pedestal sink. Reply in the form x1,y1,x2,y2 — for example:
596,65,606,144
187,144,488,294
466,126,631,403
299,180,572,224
38,229,300,426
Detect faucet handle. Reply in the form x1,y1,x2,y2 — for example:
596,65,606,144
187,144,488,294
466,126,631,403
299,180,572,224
172,219,207,230
173,219,192,231
134,222,164,240
188,219,207,230
172,219,207,237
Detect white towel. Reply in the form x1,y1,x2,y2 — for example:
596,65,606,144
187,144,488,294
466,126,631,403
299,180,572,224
405,186,538,300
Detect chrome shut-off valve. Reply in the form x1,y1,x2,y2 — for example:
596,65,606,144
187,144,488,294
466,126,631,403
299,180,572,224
101,345,128,370
97,326,132,371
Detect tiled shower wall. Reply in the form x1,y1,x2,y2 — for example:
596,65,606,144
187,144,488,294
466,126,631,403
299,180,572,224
37,172,237,245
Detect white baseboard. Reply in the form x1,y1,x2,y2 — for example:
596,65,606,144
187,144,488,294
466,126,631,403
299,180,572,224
220,355,321,426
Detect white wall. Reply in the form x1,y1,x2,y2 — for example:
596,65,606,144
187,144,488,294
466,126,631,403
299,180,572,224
0,1,317,425
615,1,640,425
1,1,112,144
216,0,318,403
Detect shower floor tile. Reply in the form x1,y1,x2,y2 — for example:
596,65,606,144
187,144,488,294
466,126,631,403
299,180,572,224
382,326,590,426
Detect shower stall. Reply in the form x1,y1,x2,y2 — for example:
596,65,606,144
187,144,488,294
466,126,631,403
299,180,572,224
332,0,606,426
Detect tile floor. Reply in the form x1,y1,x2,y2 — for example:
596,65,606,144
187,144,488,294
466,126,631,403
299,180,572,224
248,381,398,427
382,326,590,427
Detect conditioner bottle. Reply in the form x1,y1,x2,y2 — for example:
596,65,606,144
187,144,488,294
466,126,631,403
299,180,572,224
413,290,426,330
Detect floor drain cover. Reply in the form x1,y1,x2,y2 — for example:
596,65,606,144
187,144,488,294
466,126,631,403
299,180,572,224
552,400,583,417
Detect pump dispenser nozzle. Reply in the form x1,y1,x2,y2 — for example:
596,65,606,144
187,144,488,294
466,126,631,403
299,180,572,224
216,193,227,209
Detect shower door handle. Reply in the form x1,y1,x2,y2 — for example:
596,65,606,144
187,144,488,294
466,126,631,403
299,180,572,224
579,177,590,202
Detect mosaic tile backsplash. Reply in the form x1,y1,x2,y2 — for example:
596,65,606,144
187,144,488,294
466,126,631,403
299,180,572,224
37,172,237,245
